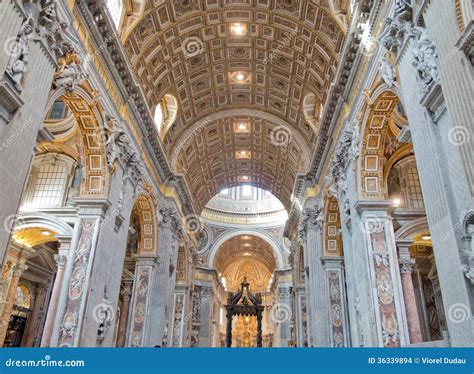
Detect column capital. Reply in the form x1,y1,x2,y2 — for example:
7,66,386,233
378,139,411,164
133,254,158,266
54,254,68,269
299,206,324,240
399,257,415,274
35,283,48,295
12,263,28,277
158,206,183,234
120,281,133,301
354,200,394,214
321,256,344,268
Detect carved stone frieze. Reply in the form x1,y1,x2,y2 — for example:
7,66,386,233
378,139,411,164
37,1,88,91
298,203,324,243
105,119,145,190
158,206,183,238
380,17,410,53
411,27,440,95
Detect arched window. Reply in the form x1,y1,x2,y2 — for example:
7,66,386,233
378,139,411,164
106,0,124,29
46,100,71,121
154,94,178,138
302,93,322,132
22,154,76,209
388,156,424,210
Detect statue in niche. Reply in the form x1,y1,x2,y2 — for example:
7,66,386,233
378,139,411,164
6,16,34,91
126,216,140,257
411,27,439,93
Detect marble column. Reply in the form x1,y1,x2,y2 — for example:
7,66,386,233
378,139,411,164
116,281,132,347
295,287,308,347
196,285,213,347
40,254,67,347
0,261,15,318
322,257,349,347
170,290,186,347
393,16,474,346
23,284,47,347
0,2,58,265
398,256,423,344
145,205,182,347
273,284,293,347
0,262,28,346
127,255,157,347
299,200,331,346
355,202,408,347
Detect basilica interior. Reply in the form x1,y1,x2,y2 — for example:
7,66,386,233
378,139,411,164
0,0,472,348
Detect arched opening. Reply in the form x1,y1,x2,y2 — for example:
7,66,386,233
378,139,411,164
302,92,322,132
114,191,157,347
42,90,108,198
213,235,277,347
0,214,73,347
359,89,408,200
106,0,124,30
201,185,288,226
171,110,311,212
360,88,447,345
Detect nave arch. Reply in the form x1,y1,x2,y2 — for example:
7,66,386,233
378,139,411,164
44,84,109,198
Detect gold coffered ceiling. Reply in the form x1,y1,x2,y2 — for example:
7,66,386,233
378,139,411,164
124,0,347,211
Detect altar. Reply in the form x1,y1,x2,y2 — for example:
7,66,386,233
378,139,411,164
225,278,264,347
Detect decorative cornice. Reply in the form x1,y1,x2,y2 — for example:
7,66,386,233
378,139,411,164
285,1,382,236
75,0,196,217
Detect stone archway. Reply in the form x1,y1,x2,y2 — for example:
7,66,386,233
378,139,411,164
358,88,408,200
207,229,286,271
45,86,108,198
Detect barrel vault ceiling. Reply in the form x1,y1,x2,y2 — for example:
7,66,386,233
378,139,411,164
124,0,349,212
214,235,277,291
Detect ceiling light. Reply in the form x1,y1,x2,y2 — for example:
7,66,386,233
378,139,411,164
236,150,251,160
41,231,50,236
392,198,401,207
231,23,247,36
243,236,250,239
234,122,251,133
422,235,431,241
230,71,250,84
243,252,250,256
